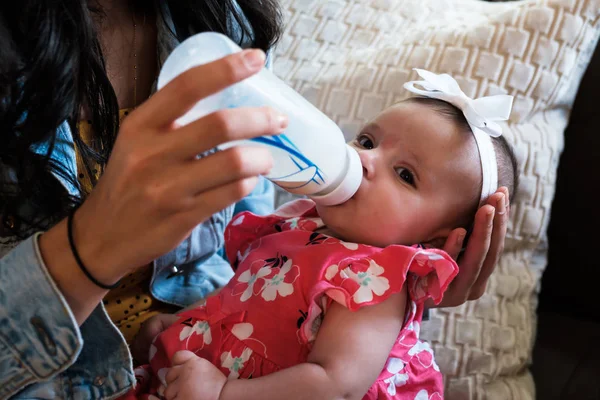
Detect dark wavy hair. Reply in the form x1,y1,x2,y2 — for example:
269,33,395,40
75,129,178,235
0,0,282,238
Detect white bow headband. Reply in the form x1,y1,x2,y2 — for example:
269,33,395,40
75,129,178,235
403,69,513,203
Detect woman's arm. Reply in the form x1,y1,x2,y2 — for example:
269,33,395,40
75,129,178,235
166,288,408,400
0,49,284,397
0,235,84,399
34,49,281,325
38,218,117,324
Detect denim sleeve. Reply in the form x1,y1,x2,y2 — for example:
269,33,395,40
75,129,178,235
0,234,82,399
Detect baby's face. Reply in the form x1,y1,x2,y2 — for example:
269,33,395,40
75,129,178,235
316,102,481,248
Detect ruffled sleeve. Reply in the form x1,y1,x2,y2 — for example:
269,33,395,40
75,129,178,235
299,245,458,344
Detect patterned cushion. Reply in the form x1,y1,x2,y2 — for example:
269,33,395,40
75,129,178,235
272,0,600,398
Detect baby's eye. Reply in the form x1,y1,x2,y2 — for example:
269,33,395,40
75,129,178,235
395,167,415,186
355,134,374,150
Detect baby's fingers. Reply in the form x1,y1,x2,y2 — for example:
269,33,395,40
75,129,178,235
164,379,179,400
171,350,198,366
166,365,181,384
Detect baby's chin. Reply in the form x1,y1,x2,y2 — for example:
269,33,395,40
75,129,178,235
315,203,415,247
321,217,399,247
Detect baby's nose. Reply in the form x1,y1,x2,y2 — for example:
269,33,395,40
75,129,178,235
358,150,375,180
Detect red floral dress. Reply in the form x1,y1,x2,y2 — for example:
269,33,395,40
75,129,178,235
124,199,458,400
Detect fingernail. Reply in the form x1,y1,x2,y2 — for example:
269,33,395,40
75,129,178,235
487,208,495,225
503,188,510,207
277,114,289,131
496,194,506,215
456,232,466,246
241,49,265,70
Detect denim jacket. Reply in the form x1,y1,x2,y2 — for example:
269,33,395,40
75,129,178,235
0,3,273,399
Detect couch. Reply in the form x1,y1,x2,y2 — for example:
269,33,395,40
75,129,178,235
531,29,600,400
273,0,600,398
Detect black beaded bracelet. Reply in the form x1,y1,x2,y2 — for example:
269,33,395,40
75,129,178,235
67,209,121,290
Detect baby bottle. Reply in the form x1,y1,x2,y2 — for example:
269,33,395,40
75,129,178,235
157,32,362,206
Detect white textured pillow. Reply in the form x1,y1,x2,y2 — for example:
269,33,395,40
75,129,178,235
273,0,600,398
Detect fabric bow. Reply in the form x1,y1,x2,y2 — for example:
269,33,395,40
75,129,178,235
403,69,513,138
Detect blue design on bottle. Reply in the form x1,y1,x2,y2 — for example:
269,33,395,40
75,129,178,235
224,96,323,190
249,134,324,190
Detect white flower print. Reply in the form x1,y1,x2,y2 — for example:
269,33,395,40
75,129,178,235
220,348,253,379
408,320,421,337
148,334,160,361
407,340,440,372
414,389,443,400
415,250,445,264
325,264,338,280
231,323,254,340
339,241,358,250
412,276,430,302
287,217,301,229
230,322,269,357
342,259,390,304
149,343,157,361
398,311,420,342
383,358,409,395
261,259,299,301
179,320,212,345
414,250,454,287
236,238,262,265
237,266,271,302
133,366,150,385
231,214,245,226
298,302,327,344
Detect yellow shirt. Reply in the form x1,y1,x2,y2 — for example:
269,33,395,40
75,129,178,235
76,110,178,344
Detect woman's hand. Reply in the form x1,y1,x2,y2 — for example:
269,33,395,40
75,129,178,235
40,48,286,323
132,313,180,365
74,49,285,282
434,187,510,308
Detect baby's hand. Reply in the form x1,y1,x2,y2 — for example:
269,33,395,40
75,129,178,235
164,350,227,400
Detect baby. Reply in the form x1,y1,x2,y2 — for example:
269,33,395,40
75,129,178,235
123,69,518,400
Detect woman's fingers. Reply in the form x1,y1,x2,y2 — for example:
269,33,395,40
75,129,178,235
69,50,287,282
176,177,260,229
468,188,509,300
170,106,288,160
442,227,467,261
179,146,273,196
455,204,495,298
133,49,266,129
151,147,272,211
436,205,495,307
427,229,467,309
